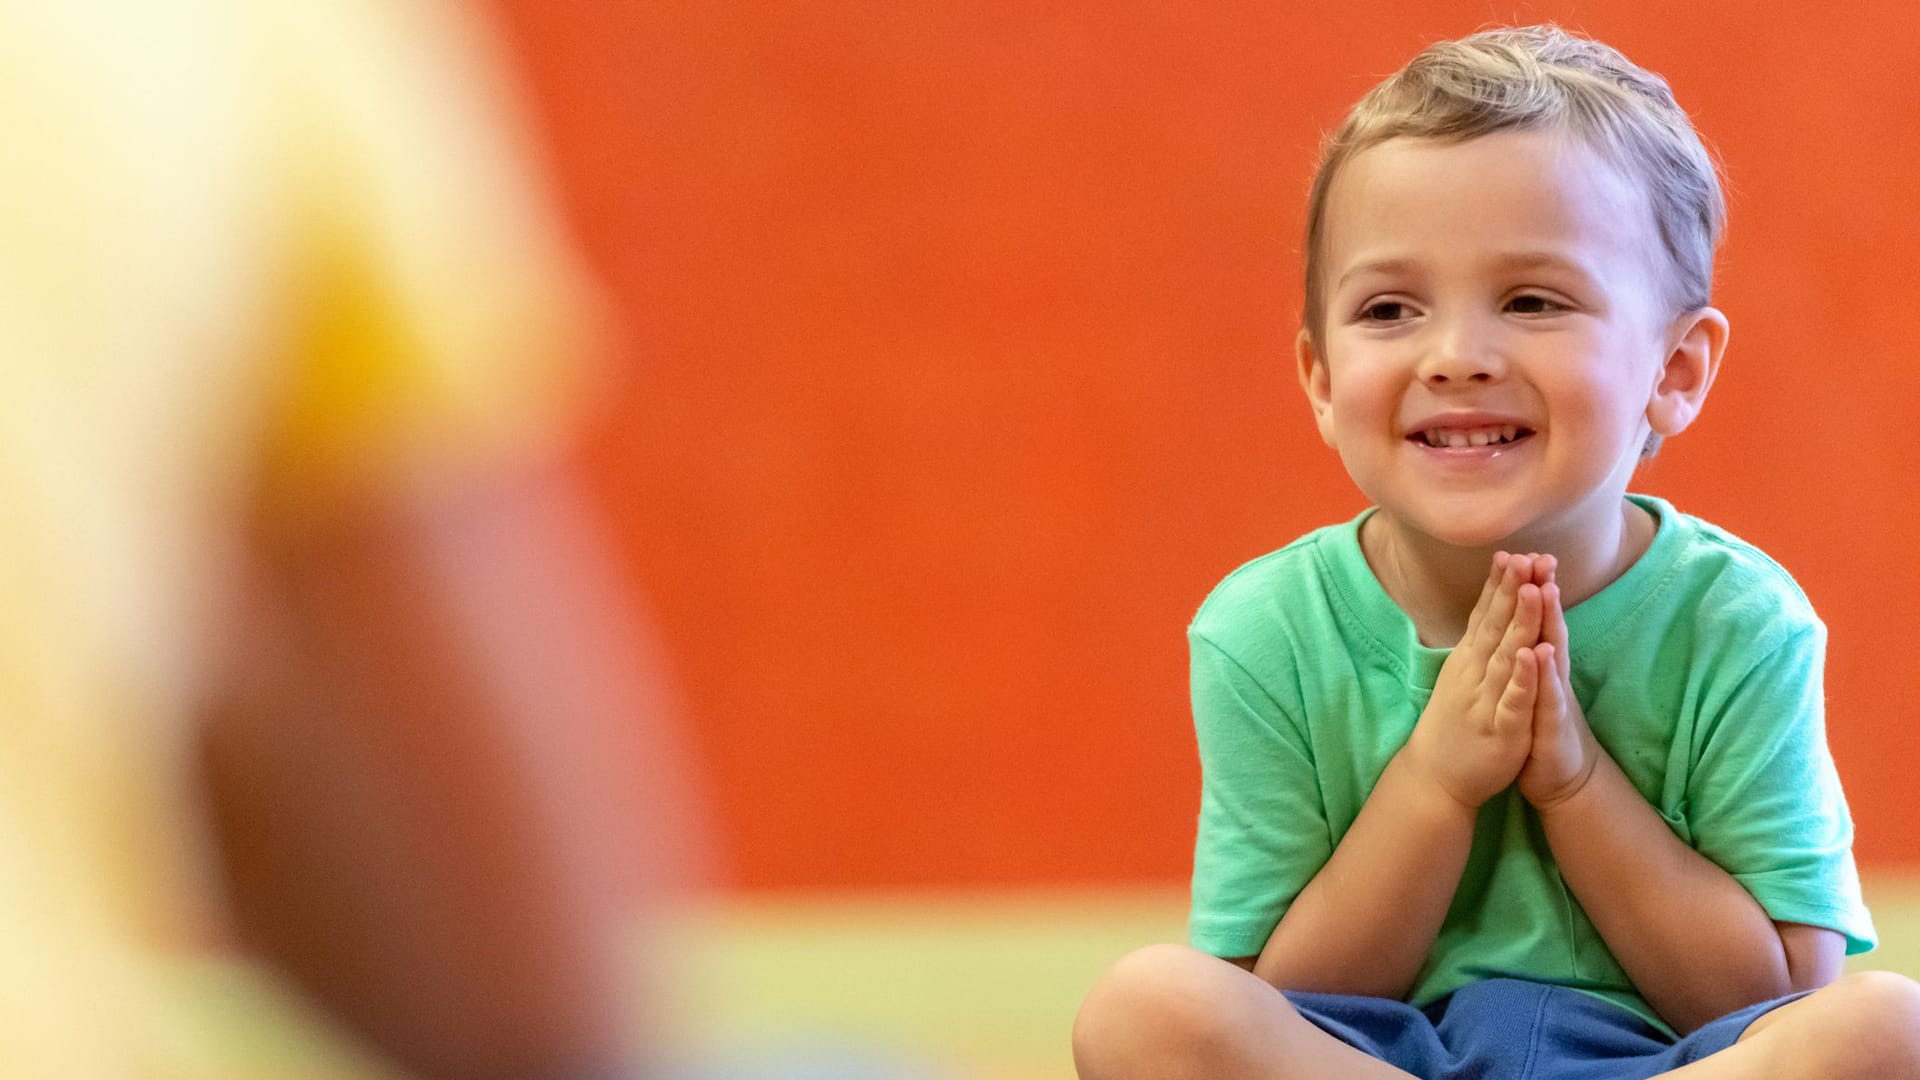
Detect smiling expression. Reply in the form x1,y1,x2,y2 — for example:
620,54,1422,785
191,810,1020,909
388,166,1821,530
1300,128,1693,554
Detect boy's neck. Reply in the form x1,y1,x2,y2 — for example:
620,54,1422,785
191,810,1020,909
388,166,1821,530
1360,498,1658,648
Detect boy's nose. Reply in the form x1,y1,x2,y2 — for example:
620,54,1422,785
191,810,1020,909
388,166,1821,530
1417,319,1503,384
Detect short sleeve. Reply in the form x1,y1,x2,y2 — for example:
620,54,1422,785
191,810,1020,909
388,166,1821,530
1187,630,1333,959
253,0,601,516
1687,623,1877,954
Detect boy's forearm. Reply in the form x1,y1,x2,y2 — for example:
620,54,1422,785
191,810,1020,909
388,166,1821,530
1538,746,1791,1034
1253,749,1477,998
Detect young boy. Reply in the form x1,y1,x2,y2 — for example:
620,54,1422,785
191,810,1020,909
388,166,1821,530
1074,25,1920,1080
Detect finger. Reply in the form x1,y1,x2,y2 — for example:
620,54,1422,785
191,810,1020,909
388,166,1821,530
1537,553,1558,588
1541,582,1572,681
1496,646,1538,736
1519,553,1544,587
1516,553,1534,585
1487,582,1542,687
1463,552,1509,646
1532,644,1562,735
1507,554,1536,599
1474,556,1523,655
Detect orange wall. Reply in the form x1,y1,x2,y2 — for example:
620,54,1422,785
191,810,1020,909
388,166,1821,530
492,0,1920,890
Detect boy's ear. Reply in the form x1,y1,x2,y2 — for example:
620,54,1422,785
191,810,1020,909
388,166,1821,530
1646,306,1729,438
1296,329,1338,448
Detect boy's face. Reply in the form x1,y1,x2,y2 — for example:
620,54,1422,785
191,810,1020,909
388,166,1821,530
1300,128,1713,552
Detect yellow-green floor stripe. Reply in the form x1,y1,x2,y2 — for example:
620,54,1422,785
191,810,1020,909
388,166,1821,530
665,875,1920,1080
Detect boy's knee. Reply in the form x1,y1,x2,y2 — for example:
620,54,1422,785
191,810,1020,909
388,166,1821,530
1829,971,1920,1057
1072,944,1261,1077
1776,970,1920,1076
1074,945,1224,1050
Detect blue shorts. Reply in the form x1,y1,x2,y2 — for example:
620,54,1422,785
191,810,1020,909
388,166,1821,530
1284,978,1808,1079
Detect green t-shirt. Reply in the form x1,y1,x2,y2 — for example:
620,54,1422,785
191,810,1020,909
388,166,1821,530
1187,495,1876,1032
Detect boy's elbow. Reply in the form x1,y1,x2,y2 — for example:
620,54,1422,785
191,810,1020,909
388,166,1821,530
1778,922,1846,993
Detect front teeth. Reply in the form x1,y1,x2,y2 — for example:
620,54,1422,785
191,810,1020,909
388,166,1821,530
1426,425,1521,448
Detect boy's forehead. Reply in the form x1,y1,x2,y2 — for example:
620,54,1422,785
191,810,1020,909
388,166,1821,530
1324,130,1659,277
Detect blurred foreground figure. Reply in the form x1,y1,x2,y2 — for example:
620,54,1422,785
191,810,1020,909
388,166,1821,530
0,1,683,1076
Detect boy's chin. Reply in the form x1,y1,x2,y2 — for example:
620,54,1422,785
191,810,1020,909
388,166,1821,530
1379,491,1631,557
1378,507,1543,555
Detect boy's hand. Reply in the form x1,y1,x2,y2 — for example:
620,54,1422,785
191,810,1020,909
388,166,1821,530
1402,553,1543,811
1516,557,1601,809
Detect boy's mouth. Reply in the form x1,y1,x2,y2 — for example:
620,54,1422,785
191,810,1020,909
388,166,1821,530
1409,425,1534,449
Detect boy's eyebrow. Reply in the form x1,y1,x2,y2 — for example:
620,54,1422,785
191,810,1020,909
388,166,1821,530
1486,251,1598,279
1334,252,1598,290
1335,258,1421,291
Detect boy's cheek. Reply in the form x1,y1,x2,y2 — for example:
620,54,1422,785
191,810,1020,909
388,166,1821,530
1313,408,1341,449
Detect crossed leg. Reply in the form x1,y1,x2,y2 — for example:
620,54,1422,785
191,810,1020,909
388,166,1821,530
1074,946,1920,1080
1072,945,1413,1080
1654,970,1920,1079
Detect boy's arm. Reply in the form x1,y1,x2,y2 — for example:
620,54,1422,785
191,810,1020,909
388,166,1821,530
1520,578,1841,1034
1247,749,1476,995
1535,746,1814,1031
1249,556,1543,997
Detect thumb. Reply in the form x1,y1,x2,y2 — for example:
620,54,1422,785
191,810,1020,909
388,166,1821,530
1531,645,1561,735
1494,647,1538,738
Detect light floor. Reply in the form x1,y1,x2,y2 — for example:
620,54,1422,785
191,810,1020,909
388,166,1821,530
664,876,1920,1080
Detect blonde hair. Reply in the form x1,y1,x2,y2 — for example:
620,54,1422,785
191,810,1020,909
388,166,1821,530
1302,25,1725,345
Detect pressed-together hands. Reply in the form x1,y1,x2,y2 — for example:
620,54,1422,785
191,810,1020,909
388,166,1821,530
1403,553,1602,813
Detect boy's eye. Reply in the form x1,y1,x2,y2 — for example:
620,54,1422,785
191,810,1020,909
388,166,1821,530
1506,294,1563,315
1359,301,1409,322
